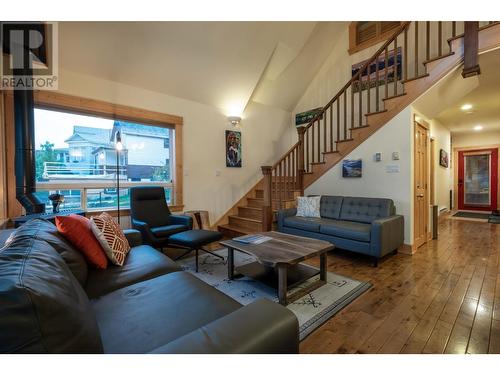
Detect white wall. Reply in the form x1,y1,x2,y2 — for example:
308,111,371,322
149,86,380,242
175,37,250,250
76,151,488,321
279,26,383,150
452,130,500,148
305,107,413,244
55,69,292,223
430,119,452,212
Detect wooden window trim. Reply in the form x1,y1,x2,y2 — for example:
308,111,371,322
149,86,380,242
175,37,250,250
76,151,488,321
1,90,184,217
348,22,403,55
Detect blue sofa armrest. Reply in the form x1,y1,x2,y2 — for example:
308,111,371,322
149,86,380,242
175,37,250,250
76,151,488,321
123,229,142,247
169,214,193,229
370,215,404,257
277,208,297,231
149,299,299,354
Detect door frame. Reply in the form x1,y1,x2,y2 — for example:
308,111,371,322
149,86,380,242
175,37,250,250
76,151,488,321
413,117,430,249
453,144,500,212
457,148,498,211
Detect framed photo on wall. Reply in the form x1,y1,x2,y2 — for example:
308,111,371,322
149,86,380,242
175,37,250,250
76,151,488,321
440,149,449,168
226,130,242,168
342,159,362,177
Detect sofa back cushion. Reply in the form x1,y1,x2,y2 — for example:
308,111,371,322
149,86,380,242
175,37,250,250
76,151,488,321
339,197,395,223
0,220,103,353
320,196,344,219
23,219,89,286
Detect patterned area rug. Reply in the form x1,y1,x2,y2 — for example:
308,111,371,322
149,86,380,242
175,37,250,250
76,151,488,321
178,249,371,340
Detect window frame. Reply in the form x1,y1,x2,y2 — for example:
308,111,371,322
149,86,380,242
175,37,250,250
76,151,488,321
348,21,403,55
2,90,184,217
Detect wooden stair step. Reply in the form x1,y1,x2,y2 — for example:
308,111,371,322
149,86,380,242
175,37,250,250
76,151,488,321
365,109,388,117
228,215,262,231
322,150,339,155
218,224,254,237
401,73,430,84
238,206,262,220
382,92,407,101
247,197,296,209
423,52,455,65
336,138,354,143
254,188,300,199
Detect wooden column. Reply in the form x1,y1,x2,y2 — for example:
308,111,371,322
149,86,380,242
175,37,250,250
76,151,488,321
261,165,273,231
462,21,481,78
297,126,306,196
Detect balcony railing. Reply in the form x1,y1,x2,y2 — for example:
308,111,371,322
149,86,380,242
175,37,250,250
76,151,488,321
43,162,127,180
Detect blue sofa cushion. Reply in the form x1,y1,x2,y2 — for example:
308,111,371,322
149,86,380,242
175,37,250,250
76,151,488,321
320,196,343,220
282,216,322,232
339,197,394,223
319,219,371,242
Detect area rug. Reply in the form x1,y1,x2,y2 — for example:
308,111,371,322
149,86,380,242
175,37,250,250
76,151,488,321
177,249,371,340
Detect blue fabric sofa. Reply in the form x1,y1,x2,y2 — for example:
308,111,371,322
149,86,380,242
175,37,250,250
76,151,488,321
277,196,404,266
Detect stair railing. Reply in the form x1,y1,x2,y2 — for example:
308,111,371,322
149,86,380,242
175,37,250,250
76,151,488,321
261,21,497,231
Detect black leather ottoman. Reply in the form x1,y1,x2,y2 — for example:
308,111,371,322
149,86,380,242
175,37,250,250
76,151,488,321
168,229,224,272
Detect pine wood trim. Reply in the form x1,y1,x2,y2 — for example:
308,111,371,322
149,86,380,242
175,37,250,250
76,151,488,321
31,91,183,128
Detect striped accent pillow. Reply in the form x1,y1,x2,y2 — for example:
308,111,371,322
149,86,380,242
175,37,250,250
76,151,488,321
90,213,131,266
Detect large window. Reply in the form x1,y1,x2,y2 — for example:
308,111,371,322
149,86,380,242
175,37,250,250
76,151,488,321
34,107,175,212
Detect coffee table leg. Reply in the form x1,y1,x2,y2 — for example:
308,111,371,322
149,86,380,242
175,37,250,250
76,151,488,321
278,264,288,305
320,252,327,282
227,247,234,280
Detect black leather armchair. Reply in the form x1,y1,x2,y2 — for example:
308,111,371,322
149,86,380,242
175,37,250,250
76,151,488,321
130,186,192,248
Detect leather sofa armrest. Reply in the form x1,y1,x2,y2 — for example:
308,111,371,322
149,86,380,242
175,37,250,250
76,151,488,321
123,229,142,248
277,208,297,231
370,215,404,257
149,299,299,354
169,214,193,229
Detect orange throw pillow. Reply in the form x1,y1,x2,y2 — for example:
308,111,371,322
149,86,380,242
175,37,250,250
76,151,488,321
55,214,108,269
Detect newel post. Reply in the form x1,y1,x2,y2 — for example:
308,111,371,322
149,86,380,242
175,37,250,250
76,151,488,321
462,21,481,78
261,165,273,231
297,126,306,195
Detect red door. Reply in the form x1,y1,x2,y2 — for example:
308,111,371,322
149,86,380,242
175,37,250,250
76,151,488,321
458,148,498,211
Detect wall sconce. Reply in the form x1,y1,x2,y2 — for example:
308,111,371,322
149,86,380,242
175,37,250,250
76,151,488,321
227,116,242,127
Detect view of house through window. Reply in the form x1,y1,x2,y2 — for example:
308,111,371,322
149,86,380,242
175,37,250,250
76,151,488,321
34,108,174,211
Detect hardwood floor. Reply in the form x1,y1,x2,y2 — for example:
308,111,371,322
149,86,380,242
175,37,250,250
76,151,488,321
300,215,500,354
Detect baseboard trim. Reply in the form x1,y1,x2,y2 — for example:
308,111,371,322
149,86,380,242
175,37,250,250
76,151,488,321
399,243,415,255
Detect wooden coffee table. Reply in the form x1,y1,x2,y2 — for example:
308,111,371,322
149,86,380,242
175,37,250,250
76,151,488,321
220,231,334,305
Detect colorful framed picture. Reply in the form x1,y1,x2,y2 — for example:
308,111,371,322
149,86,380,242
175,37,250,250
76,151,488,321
440,149,449,168
342,159,362,177
352,47,402,93
226,130,242,168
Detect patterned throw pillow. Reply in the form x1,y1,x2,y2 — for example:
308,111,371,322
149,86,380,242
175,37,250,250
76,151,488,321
90,213,131,266
296,196,321,218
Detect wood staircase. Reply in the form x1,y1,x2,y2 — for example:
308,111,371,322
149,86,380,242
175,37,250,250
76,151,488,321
217,21,500,238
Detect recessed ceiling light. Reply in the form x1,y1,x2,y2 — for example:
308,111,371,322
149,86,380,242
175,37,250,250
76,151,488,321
461,104,473,111
474,125,483,131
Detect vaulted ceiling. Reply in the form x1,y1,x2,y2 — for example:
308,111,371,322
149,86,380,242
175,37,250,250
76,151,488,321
59,21,348,115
